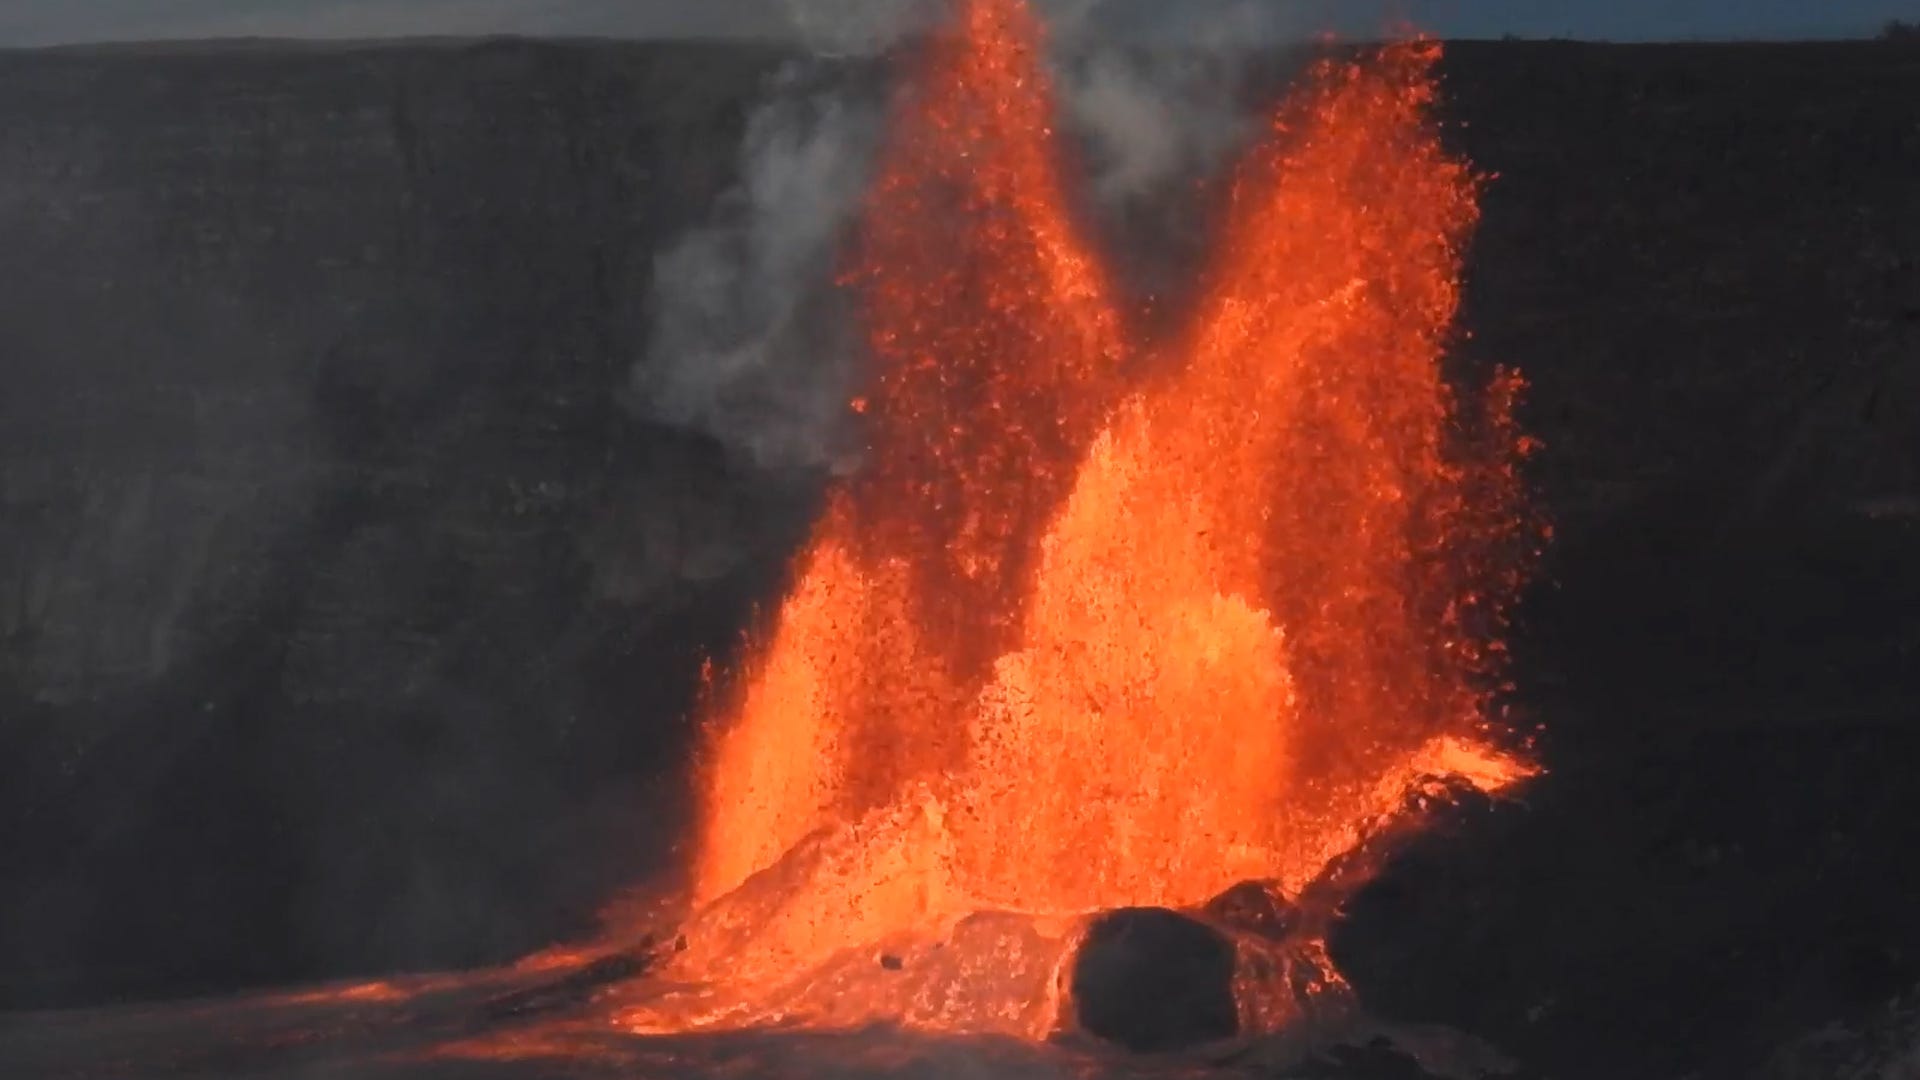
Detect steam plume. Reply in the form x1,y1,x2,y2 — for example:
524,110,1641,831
635,0,1309,468
636,65,880,472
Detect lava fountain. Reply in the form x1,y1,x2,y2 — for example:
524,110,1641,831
624,0,1540,1045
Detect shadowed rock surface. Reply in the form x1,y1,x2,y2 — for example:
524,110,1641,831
0,33,1917,1080
1070,907,1239,1052
0,37,828,1007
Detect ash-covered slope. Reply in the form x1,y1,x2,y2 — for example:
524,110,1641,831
0,35,1917,1079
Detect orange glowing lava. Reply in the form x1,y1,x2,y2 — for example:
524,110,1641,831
641,0,1538,1041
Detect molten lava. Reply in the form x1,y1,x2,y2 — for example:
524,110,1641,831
637,0,1538,1042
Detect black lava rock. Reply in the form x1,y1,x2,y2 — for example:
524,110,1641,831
1070,907,1239,1052
1293,1038,1453,1079
1203,879,1302,941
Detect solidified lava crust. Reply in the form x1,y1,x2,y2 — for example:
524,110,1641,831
1070,907,1240,1052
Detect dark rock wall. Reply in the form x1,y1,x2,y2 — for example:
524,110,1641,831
0,39,816,1006
1443,43,1920,718
1361,42,1920,1079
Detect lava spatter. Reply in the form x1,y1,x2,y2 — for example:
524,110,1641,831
652,0,1538,1041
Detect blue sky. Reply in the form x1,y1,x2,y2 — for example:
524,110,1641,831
0,0,1913,46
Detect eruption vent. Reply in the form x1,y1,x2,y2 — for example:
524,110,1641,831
635,0,1538,1041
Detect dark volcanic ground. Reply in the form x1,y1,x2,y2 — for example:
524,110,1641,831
1,34,1917,1080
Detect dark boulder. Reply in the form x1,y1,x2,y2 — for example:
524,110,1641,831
1069,907,1238,1052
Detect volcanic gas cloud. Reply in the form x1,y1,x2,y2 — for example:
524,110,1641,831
625,0,1539,1042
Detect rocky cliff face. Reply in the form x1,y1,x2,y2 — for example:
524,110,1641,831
1,39,784,701
0,39,1916,1066
0,39,824,1004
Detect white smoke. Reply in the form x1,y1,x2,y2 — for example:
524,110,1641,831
635,0,1305,469
779,0,943,56
1060,49,1251,206
637,65,880,471
1060,0,1325,206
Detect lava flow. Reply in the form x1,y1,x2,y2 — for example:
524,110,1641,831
623,0,1539,1044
